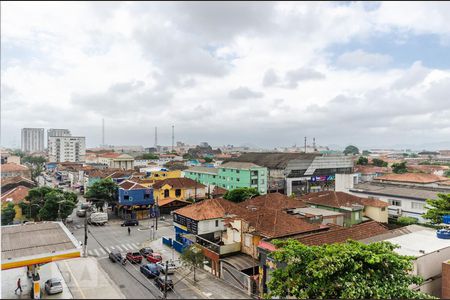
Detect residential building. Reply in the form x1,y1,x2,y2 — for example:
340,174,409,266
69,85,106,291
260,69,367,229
1,163,31,179
360,225,450,297
48,136,86,162
97,153,134,170
354,165,391,182
146,170,181,181
184,162,268,195
374,173,450,188
21,128,44,153
153,178,207,202
116,180,154,220
1,176,35,193
1,186,30,221
225,152,353,195
1,152,21,165
298,191,389,225
337,173,450,223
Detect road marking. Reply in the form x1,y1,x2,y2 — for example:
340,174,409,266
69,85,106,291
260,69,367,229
115,245,123,251
131,243,139,249
93,249,100,256
63,260,86,299
126,243,135,250
98,248,106,255
88,250,94,256
121,244,130,251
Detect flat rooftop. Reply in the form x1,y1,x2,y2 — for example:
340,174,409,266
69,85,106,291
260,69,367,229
383,229,450,257
351,182,446,200
294,207,344,217
1,222,81,270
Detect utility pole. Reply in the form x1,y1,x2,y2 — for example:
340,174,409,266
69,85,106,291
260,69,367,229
84,213,88,257
304,136,307,153
163,260,169,299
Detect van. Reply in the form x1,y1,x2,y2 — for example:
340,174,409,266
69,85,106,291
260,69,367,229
88,212,108,225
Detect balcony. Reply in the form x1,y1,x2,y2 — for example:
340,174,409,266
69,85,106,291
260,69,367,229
183,233,241,256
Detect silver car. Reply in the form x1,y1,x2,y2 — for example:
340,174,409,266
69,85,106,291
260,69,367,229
45,278,63,295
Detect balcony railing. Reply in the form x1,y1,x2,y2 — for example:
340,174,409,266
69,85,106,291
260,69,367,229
183,233,241,255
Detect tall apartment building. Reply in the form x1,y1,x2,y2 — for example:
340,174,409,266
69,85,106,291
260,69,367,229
48,136,86,163
184,162,268,194
47,128,71,149
21,128,45,153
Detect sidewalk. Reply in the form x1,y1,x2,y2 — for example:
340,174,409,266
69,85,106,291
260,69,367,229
2,263,73,299
56,257,125,299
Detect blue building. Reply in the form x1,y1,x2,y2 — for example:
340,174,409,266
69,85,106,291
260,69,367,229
116,180,155,220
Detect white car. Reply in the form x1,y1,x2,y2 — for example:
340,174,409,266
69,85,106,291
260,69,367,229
156,261,178,274
45,278,63,295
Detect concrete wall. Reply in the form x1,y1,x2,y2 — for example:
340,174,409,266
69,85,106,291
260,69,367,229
198,218,225,235
413,247,450,297
442,260,450,299
335,173,358,192
364,205,388,223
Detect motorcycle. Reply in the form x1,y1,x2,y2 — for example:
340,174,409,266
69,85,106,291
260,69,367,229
122,258,127,265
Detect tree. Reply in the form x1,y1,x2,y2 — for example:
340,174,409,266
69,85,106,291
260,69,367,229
392,162,408,174
85,178,118,211
140,153,159,160
204,157,213,163
343,145,359,155
10,149,26,158
356,156,368,165
223,187,260,203
22,187,78,221
180,245,205,282
445,170,450,178
362,150,371,156
1,203,16,225
22,155,46,182
183,153,193,160
266,239,435,299
422,193,450,224
372,158,388,167
397,216,418,226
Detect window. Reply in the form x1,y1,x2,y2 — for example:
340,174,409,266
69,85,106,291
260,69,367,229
175,189,181,197
236,170,240,174
355,211,361,220
244,234,251,247
164,189,170,198
124,195,130,200
237,178,240,182
144,194,150,199
381,207,386,211
389,199,402,206
411,202,425,210
251,179,258,185
215,220,219,227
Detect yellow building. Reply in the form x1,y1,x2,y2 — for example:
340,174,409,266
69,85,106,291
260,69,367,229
152,178,206,202
1,186,30,221
148,170,181,181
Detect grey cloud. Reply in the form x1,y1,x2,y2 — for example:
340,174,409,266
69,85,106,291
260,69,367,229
262,69,279,87
108,80,145,93
336,49,393,69
285,68,326,88
392,61,431,89
229,86,264,99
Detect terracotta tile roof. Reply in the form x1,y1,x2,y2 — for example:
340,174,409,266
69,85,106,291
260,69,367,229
407,165,450,173
1,186,30,205
239,192,307,210
1,176,35,187
118,180,147,190
374,173,449,184
239,209,326,239
354,166,390,175
107,171,133,179
153,178,206,190
158,198,189,207
173,198,245,221
295,221,389,246
99,152,121,159
298,191,387,209
212,186,228,196
2,163,29,172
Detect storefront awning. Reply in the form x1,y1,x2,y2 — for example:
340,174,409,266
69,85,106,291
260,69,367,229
220,253,258,271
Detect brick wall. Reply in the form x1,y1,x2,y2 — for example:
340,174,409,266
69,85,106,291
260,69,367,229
442,260,450,299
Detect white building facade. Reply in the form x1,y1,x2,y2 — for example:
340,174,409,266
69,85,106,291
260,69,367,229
48,136,86,162
21,128,45,153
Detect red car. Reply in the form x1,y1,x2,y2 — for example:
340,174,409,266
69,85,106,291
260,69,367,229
126,252,143,264
146,253,162,263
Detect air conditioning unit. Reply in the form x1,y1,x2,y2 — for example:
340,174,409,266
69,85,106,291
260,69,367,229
396,208,402,215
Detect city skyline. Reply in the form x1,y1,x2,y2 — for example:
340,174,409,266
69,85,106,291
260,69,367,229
2,2,450,150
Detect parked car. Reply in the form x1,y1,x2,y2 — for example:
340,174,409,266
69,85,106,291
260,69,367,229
126,252,143,264
76,209,86,217
139,247,153,256
154,275,174,291
156,261,178,275
109,250,123,263
140,263,160,278
44,278,63,295
121,219,139,227
146,253,162,263
65,216,73,223
88,212,108,225
80,203,91,210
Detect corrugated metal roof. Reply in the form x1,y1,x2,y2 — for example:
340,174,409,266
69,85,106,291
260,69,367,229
221,253,258,271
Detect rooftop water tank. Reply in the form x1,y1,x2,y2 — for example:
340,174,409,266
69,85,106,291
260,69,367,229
436,229,450,239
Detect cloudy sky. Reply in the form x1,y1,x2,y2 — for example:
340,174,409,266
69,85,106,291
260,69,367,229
2,1,450,150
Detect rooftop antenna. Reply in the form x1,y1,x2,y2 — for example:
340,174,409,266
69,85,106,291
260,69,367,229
304,136,307,153
172,125,174,152
102,118,105,147
155,126,158,148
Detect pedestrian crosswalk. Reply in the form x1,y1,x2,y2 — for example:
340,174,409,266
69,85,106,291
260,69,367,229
88,243,141,257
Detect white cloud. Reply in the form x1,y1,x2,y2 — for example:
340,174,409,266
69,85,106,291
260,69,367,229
2,1,450,149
